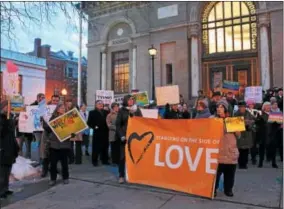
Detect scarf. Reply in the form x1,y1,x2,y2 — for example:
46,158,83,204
195,108,211,119
271,108,281,113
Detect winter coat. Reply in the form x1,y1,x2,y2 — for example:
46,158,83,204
116,106,142,140
106,111,118,142
234,110,255,149
195,108,212,119
0,113,19,165
209,101,217,115
276,96,283,112
211,115,239,164
87,109,109,140
255,111,270,145
182,111,191,119
164,110,183,119
42,115,71,150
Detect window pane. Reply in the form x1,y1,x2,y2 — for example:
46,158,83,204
242,24,251,50
233,18,241,24
208,22,215,28
225,27,233,52
233,25,242,51
217,28,224,52
112,51,129,93
242,17,249,23
215,2,223,20
241,2,249,16
233,2,240,17
209,29,216,54
216,21,223,27
224,2,231,19
225,20,232,25
208,9,215,22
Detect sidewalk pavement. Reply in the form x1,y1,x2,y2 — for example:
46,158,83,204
2,156,283,209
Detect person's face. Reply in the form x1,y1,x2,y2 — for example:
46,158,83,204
66,102,73,109
196,102,204,111
272,103,278,110
248,104,254,109
51,96,60,105
113,105,119,113
198,91,203,97
58,105,65,115
227,93,233,100
81,105,86,112
239,106,246,114
217,104,225,116
172,104,178,111
96,102,104,110
127,97,134,107
183,104,188,111
279,91,283,97
38,95,45,102
264,105,271,112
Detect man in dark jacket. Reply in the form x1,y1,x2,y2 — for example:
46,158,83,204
87,100,109,166
209,91,221,115
164,103,183,119
0,100,19,199
276,88,283,112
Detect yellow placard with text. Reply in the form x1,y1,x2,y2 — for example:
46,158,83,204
225,117,246,133
126,117,224,199
48,108,88,142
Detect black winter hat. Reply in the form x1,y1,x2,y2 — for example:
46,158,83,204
238,100,247,107
212,91,221,97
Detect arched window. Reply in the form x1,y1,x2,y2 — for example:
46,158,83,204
202,2,257,54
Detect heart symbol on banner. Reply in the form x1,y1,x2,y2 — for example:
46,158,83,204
127,131,154,165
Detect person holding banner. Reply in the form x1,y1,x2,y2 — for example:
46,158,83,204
195,99,211,119
213,99,239,197
87,100,110,166
164,103,183,119
234,101,255,169
0,100,19,199
42,104,72,186
116,95,142,183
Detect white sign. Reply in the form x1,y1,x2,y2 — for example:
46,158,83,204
245,86,263,104
157,4,178,19
155,85,180,106
2,69,19,95
141,109,158,119
96,90,114,106
19,105,56,133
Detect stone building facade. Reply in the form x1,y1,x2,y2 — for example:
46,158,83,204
83,1,283,105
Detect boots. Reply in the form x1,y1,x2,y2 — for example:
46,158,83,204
41,158,49,178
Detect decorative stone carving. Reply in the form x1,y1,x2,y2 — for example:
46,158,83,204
258,13,270,28
188,22,200,38
101,45,107,53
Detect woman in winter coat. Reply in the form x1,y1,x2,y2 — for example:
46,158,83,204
195,99,211,119
43,103,72,186
116,95,142,183
255,102,273,168
164,103,183,119
213,99,239,197
106,102,120,165
234,101,255,169
0,100,19,199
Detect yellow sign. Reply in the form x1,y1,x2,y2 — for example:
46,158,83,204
48,108,88,142
225,117,246,133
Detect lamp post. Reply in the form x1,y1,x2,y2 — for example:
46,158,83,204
61,88,67,103
148,45,157,101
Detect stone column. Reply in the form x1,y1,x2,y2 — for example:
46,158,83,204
132,46,137,90
189,23,200,97
258,13,270,90
101,46,107,90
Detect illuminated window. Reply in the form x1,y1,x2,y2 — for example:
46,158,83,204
112,50,129,93
202,1,257,54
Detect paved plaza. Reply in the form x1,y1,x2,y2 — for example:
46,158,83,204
2,155,283,209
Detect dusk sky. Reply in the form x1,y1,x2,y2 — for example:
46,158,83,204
1,2,88,58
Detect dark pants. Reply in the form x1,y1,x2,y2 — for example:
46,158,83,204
238,148,249,168
259,143,277,166
110,140,120,165
42,158,50,174
69,141,82,164
23,133,33,159
277,130,283,161
49,148,69,181
0,165,12,195
250,132,258,163
82,134,90,153
118,144,126,178
215,164,236,193
92,134,109,165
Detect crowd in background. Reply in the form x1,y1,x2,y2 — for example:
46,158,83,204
0,86,283,199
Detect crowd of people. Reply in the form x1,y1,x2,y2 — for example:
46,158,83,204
0,86,282,199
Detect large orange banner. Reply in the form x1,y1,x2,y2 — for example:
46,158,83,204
126,117,224,199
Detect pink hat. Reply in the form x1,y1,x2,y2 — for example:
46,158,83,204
247,100,255,105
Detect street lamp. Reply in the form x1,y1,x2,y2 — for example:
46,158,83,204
148,45,157,101
61,88,67,103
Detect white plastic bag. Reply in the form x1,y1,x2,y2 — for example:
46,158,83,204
11,156,40,180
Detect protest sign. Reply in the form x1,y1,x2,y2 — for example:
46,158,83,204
140,109,158,119
126,117,224,198
10,95,25,113
132,91,149,106
114,96,124,105
268,112,283,124
225,117,246,132
38,99,47,116
20,105,56,133
96,90,114,105
245,86,263,104
18,112,29,133
222,80,239,95
48,108,88,142
155,85,180,106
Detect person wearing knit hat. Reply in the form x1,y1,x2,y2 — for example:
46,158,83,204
0,100,19,199
195,99,211,119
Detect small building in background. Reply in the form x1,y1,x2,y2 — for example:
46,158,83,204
0,48,47,104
